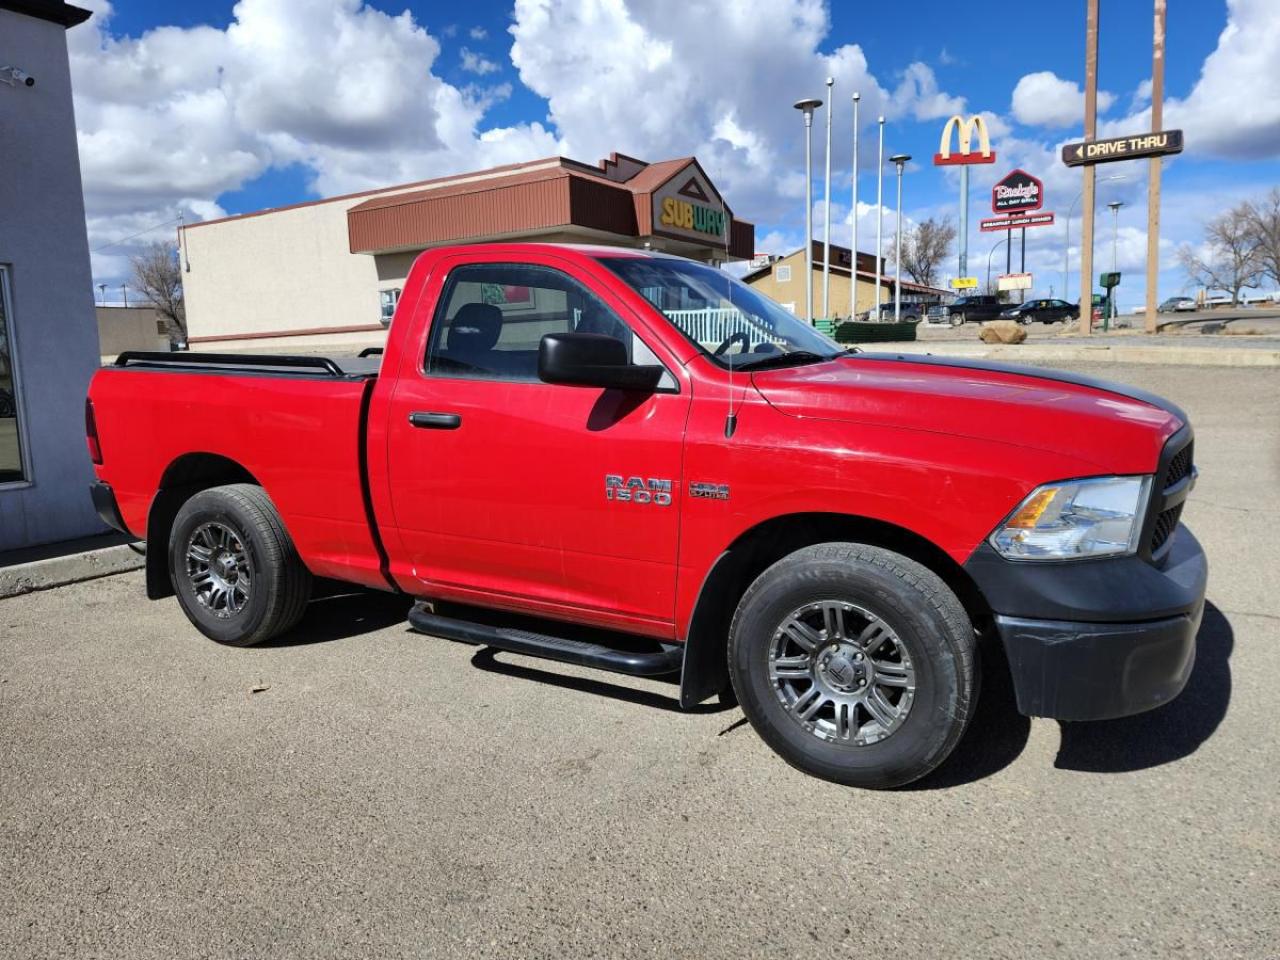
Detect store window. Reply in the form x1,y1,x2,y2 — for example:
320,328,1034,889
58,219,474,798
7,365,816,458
380,288,401,325
0,266,28,484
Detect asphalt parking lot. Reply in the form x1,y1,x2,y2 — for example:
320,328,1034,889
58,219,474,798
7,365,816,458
2,362,1277,959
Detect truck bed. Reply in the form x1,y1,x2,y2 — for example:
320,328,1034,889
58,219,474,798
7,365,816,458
92,350,388,589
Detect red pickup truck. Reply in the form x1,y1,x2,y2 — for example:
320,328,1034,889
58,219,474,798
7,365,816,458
86,243,1206,788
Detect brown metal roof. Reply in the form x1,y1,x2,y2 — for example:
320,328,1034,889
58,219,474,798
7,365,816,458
347,153,753,260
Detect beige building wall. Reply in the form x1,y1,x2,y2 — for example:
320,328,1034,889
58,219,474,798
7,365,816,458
747,250,888,319
96,306,168,359
182,196,400,350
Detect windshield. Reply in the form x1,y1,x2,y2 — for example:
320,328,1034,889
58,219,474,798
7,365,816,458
600,256,843,369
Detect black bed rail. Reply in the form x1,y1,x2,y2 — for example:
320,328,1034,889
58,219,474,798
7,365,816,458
358,347,385,358
114,351,348,377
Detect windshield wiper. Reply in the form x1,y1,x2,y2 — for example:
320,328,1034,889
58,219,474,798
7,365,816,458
733,350,834,371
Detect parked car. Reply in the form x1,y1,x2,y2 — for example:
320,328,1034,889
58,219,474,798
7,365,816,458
1158,297,1197,313
87,243,1206,790
942,295,1004,324
998,299,1079,325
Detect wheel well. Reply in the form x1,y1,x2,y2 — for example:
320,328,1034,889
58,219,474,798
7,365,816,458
145,453,259,599
679,513,993,709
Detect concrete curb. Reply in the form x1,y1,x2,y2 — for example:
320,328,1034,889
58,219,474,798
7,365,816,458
881,340,1280,367
0,544,145,600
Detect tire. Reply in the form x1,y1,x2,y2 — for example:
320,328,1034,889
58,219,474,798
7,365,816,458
169,483,312,646
728,543,977,789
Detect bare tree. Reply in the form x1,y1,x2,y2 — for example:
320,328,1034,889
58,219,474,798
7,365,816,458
891,216,957,288
1243,187,1280,291
129,241,185,339
1177,205,1263,306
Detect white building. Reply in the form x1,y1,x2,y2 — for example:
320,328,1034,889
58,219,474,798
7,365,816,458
0,0,103,550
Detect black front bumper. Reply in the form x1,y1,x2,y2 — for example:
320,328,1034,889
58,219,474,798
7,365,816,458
966,526,1208,721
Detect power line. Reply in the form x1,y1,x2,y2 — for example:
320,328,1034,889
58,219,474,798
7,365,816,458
90,215,184,254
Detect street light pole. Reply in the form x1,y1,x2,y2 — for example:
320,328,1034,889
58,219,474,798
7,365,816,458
1109,200,1124,325
793,97,823,324
873,116,885,319
850,92,861,320
987,236,1010,292
1063,174,1125,304
96,283,106,305
822,76,834,320
890,154,910,322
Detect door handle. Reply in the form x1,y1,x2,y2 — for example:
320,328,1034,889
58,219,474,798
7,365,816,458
408,411,462,430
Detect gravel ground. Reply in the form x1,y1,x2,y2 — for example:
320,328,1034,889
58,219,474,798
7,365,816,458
1,363,1277,959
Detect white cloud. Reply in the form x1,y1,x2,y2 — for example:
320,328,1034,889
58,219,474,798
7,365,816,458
1010,71,1115,128
70,0,558,286
469,26,488,40
1105,0,1280,159
508,0,963,229
891,62,965,121
460,47,501,75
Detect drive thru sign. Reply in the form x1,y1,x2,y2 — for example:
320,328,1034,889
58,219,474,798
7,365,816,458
1061,130,1184,167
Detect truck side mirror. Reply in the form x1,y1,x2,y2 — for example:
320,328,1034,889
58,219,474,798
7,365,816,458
538,333,664,391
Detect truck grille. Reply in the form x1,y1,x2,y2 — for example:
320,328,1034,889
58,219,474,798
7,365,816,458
1149,437,1194,557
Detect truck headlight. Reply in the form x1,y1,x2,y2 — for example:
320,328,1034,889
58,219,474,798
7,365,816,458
990,476,1152,560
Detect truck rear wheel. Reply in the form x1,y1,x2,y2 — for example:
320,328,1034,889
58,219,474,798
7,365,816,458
728,543,976,789
169,484,311,646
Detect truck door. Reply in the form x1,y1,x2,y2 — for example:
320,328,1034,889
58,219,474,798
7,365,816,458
384,254,691,637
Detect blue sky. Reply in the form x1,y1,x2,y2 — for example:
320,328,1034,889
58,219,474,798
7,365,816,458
74,0,1280,306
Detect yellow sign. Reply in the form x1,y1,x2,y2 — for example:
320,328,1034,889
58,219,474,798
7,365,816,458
934,115,996,166
951,277,979,289
659,197,725,237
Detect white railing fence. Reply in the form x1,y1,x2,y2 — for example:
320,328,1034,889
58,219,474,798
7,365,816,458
664,308,784,347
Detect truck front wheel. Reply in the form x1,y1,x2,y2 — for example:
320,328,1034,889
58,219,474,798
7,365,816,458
169,484,312,646
728,543,976,789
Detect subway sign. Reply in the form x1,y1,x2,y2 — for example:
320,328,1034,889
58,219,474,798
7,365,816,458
651,167,729,243
659,197,726,237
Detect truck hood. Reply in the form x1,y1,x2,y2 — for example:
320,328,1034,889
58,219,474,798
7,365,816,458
750,352,1184,473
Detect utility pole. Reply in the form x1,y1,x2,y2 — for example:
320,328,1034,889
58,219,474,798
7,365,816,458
121,283,129,308
822,76,834,320
874,116,885,319
1079,0,1100,335
850,92,861,319
1145,0,1167,334
793,97,822,323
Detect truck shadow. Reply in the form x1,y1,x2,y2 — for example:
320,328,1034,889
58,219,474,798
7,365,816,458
1052,601,1233,773
260,588,410,647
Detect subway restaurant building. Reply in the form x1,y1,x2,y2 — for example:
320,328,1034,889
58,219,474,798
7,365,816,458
182,154,754,351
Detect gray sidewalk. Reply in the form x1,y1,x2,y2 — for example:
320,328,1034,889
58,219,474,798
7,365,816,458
0,531,144,599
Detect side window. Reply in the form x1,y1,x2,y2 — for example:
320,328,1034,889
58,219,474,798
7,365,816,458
425,263,669,386
776,264,792,283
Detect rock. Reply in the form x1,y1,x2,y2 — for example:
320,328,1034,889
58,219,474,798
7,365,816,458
979,320,1027,344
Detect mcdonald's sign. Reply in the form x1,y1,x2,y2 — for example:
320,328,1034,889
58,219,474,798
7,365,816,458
933,114,997,166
